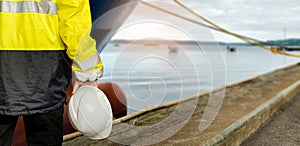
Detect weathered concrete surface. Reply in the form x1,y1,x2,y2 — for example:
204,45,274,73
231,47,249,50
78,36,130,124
63,63,300,146
241,92,300,146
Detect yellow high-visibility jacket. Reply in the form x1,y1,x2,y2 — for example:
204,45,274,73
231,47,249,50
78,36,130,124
0,0,103,115
0,0,103,81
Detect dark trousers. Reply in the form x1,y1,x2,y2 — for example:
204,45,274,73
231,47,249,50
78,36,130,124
0,106,63,146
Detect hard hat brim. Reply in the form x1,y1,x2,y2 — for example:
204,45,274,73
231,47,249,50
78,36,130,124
88,121,112,140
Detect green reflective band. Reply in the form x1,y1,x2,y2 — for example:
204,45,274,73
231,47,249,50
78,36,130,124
0,0,57,14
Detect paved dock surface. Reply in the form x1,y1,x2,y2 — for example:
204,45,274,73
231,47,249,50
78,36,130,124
63,64,300,146
241,92,300,145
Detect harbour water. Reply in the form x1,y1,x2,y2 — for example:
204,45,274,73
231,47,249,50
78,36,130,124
98,42,300,114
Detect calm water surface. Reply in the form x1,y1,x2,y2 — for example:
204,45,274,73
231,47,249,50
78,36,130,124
98,43,300,114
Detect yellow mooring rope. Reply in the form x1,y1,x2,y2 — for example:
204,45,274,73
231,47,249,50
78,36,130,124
170,0,300,58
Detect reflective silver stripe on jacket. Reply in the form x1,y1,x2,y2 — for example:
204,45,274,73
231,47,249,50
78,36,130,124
0,0,57,14
74,69,103,82
73,53,101,71
73,53,103,81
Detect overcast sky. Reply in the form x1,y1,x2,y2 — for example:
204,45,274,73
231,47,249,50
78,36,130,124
114,0,300,42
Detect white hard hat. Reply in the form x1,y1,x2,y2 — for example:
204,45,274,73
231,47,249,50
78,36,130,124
68,85,113,140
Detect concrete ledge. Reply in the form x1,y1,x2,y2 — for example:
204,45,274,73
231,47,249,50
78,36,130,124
204,80,300,146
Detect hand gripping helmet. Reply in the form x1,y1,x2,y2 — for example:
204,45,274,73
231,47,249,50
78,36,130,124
68,85,113,140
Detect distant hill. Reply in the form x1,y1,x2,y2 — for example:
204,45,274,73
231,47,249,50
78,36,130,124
110,39,226,46
110,38,300,47
267,38,300,46
224,38,300,47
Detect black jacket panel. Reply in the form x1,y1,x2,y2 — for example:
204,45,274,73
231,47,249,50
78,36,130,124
0,51,70,115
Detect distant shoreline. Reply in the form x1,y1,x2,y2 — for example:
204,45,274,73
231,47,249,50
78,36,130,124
110,38,300,47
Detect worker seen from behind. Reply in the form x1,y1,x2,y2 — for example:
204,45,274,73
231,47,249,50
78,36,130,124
0,0,103,145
